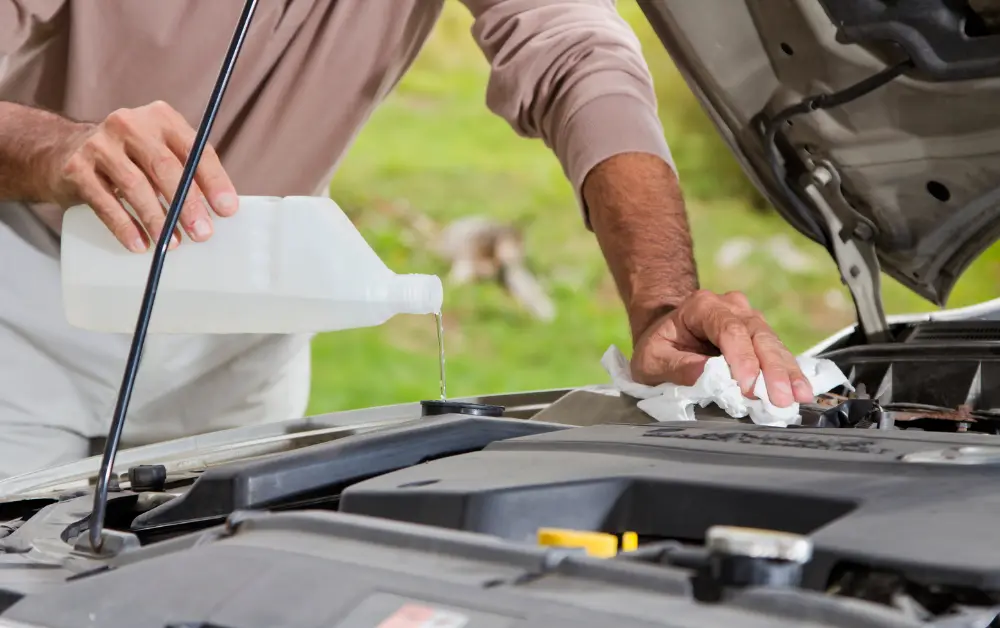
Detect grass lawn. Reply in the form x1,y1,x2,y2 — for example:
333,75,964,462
307,0,1000,415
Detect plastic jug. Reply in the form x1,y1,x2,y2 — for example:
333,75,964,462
60,195,443,334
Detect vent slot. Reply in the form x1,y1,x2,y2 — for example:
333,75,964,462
905,321,1000,343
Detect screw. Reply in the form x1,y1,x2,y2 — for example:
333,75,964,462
811,166,833,186
853,223,874,241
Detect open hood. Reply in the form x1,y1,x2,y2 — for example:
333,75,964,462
639,0,1000,341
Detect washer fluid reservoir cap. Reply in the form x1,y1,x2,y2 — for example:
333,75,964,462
420,400,504,418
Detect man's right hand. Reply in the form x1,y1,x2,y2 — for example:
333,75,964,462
44,101,238,252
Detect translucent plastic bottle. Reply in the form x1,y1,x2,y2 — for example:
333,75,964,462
60,195,443,334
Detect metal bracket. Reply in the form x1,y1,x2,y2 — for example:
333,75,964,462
802,164,889,343
72,528,140,558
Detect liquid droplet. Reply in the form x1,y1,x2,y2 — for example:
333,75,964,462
435,312,447,401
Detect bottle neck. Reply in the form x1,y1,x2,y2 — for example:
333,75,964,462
387,274,444,315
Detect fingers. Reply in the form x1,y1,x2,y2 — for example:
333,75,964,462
57,101,235,251
118,104,218,243
139,145,210,243
654,351,709,388
59,142,146,252
744,312,813,407
631,324,709,387
680,290,812,407
162,112,238,218
682,291,760,395
722,290,751,311
90,137,178,249
71,167,147,253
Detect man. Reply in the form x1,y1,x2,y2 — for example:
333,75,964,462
0,0,812,477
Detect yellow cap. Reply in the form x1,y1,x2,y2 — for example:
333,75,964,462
537,528,619,558
621,531,638,552
536,528,640,558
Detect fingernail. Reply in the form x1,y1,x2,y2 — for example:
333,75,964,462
130,238,147,253
214,193,237,214
192,219,212,239
771,379,793,406
169,233,180,248
793,379,814,399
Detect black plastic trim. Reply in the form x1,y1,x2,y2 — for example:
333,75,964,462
131,416,566,532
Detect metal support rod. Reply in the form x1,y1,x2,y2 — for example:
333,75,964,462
804,165,889,343
88,0,260,553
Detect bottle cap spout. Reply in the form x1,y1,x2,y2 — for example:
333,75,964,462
391,274,444,315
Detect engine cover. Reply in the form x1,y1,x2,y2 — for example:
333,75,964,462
340,421,1000,591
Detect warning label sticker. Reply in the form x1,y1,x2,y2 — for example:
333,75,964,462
336,592,513,628
376,603,470,628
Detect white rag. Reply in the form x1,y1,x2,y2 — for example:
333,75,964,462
601,345,852,427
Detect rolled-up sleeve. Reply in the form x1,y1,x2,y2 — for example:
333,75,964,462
460,0,675,225
0,0,64,55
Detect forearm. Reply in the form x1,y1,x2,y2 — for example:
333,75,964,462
0,101,86,203
459,0,688,335
584,152,698,340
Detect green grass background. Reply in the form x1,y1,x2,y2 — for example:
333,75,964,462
307,0,1000,414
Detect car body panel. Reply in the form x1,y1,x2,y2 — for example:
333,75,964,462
638,0,1000,306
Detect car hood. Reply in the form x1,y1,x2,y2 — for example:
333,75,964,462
638,0,1000,313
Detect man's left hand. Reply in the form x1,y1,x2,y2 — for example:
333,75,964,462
630,290,813,408
583,153,813,408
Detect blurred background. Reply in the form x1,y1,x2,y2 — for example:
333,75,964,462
308,0,1000,414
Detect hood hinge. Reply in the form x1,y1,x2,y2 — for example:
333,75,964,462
801,163,889,343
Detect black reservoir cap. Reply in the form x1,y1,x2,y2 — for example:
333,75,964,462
127,464,167,492
420,400,505,418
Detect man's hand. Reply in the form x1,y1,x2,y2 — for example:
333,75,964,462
0,100,237,252
631,290,813,407
584,152,813,408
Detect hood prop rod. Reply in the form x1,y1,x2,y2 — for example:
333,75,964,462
761,58,912,344
87,0,260,553
803,165,888,343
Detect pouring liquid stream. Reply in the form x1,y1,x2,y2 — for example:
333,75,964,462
436,312,447,400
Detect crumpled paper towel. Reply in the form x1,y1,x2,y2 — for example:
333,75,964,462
601,345,852,427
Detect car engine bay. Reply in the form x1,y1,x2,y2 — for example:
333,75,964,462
0,317,1000,626
3,0,1000,625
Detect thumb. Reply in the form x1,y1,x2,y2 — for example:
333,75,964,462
631,347,708,387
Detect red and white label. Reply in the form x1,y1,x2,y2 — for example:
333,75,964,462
376,603,470,628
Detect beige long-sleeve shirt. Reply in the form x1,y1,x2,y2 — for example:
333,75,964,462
0,0,673,450
1,0,672,222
